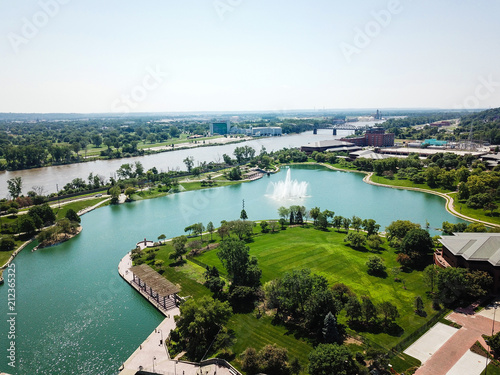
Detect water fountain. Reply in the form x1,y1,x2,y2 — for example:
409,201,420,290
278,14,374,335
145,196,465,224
270,168,309,200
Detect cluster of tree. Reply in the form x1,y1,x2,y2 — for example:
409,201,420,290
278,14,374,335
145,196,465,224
264,269,346,340
310,151,338,164
241,344,301,375
434,266,493,307
0,116,209,170
385,220,434,268
442,221,489,235
214,238,262,311
36,209,81,247
457,107,500,145
278,205,306,226
270,148,308,164
170,296,232,361
457,170,500,213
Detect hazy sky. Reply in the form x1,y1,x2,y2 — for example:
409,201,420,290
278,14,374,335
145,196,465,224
1,0,499,113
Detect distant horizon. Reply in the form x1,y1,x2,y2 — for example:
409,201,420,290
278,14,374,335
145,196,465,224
0,107,491,117
2,1,499,113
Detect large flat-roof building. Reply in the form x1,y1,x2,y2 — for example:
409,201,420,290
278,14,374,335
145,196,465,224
301,140,361,154
210,121,230,135
251,127,282,136
340,127,395,147
438,233,500,292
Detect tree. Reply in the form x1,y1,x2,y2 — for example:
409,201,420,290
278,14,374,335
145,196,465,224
258,344,292,375
322,312,341,344
183,156,194,172
278,206,290,220
240,209,248,220
7,177,22,199
206,221,215,241
351,216,362,232
310,207,321,224
109,185,121,204
242,347,260,375
217,238,261,287
366,256,386,277
0,236,15,251
173,296,232,360
260,220,269,233
366,234,384,250
414,296,424,314
400,228,434,264
171,235,188,261
362,219,380,236
217,223,230,239
228,166,242,180
361,296,378,325
124,187,136,197
385,220,421,246
423,264,439,293
345,296,362,323
158,234,166,242
342,217,351,232
229,219,254,240
344,232,366,249
316,213,328,230
18,215,36,234
308,344,357,375
485,332,500,356
269,221,279,233
65,208,81,223
333,216,343,231
378,301,399,326
154,259,165,271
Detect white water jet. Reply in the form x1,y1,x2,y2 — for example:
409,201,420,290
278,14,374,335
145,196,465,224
270,168,309,200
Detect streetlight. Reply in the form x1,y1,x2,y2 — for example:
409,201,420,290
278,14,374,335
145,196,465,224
153,356,156,373
485,302,498,375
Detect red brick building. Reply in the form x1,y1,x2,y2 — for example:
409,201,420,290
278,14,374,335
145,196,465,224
340,127,394,147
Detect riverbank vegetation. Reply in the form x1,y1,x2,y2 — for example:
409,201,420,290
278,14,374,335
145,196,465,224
130,206,493,374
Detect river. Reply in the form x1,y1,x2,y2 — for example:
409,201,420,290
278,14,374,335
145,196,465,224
0,128,367,198
0,164,465,374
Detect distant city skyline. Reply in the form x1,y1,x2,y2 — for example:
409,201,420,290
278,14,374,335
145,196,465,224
1,0,499,113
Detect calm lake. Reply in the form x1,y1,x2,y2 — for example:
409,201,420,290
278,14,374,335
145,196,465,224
0,165,465,374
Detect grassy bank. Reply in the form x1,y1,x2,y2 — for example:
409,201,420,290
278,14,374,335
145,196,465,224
449,193,500,226
136,224,436,372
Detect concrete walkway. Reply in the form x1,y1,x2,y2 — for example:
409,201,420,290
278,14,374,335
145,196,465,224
414,311,500,375
118,252,237,375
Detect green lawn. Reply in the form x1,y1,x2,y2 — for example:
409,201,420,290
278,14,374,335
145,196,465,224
54,197,109,220
370,174,451,194
196,226,434,350
136,225,437,373
449,193,500,226
481,363,500,375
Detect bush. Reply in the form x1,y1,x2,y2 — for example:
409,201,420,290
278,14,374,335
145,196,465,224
0,236,15,251
366,256,386,277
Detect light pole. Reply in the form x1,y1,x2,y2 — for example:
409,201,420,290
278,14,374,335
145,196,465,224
485,303,498,375
153,356,156,373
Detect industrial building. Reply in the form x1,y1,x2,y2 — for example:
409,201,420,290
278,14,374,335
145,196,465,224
251,127,282,136
300,140,361,154
340,127,395,147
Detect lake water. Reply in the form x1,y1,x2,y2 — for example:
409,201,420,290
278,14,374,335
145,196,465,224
0,164,464,374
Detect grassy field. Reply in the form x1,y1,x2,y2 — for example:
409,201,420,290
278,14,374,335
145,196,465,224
369,174,452,194
54,197,109,220
449,193,500,226
135,225,435,372
196,226,434,349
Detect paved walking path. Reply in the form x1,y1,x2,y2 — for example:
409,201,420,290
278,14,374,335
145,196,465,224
118,251,237,375
414,310,500,375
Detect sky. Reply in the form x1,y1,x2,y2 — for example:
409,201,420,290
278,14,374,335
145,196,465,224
0,0,499,113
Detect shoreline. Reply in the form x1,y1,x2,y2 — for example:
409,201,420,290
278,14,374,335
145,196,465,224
1,135,252,173
314,162,500,229
117,249,241,375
